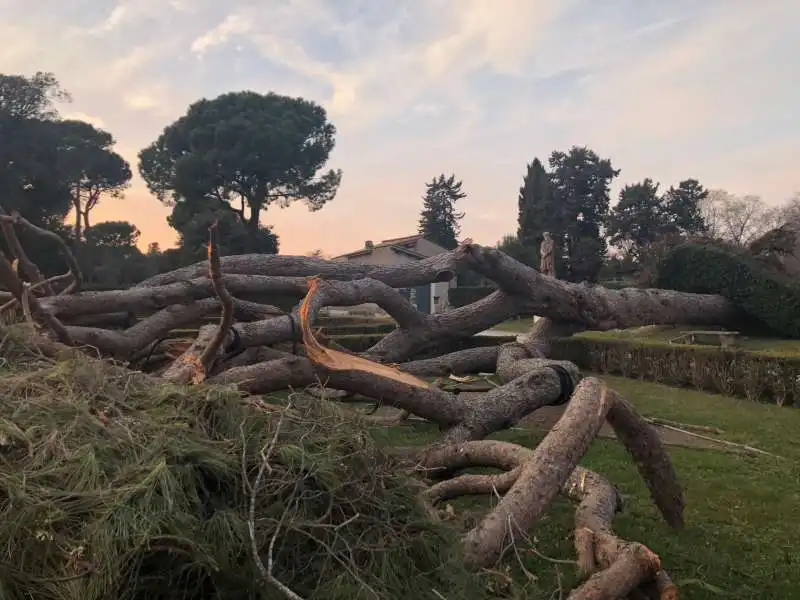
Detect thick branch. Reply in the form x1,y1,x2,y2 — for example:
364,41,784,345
40,275,306,319
209,355,467,426
297,276,427,330
0,252,71,344
460,378,612,568
0,211,83,292
605,390,685,529
0,216,50,294
365,290,523,363
198,222,235,377
397,346,500,377
439,362,580,443
422,442,673,599
461,244,739,329
64,298,271,358
137,249,461,289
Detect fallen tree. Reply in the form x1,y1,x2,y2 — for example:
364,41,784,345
0,220,733,599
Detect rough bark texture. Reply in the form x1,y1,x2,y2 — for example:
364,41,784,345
0,238,704,598
460,378,613,568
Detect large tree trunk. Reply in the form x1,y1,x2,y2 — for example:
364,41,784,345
1,236,717,599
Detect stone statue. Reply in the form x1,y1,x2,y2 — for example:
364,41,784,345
539,232,555,277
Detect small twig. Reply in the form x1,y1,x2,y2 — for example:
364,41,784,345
645,417,724,435
0,272,73,315
198,221,235,376
247,404,306,600
654,422,783,458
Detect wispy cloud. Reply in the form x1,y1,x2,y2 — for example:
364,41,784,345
0,0,797,254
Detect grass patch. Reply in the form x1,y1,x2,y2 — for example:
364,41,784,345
373,375,800,599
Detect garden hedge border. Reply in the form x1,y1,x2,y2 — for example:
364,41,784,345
548,337,800,406
657,243,800,338
333,332,800,406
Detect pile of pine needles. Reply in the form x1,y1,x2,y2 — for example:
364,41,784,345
0,326,482,600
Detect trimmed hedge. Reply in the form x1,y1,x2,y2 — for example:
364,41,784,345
449,286,495,308
549,336,800,406
657,243,800,338
321,323,396,336
332,333,516,354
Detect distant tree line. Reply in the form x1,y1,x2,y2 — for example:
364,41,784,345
495,148,799,283
1,71,342,287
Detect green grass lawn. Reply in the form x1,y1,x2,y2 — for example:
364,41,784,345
364,375,800,599
494,319,800,355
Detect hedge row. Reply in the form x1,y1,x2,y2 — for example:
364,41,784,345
332,333,516,354
320,323,395,336
657,243,800,338
549,337,799,406
449,286,496,308
332,331,800,405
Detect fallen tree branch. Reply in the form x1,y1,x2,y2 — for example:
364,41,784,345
397,346,500,377
422,441,675,600
0,272,73,315
0,251,72,344
0,207,51,294
604,391,685,528
63,298,277,359
298,277,432,389
198,221,235,380
137,247,462,289
459,378,613,569
364,289,524,363
0,210,83,293
646,417,723,435
40,275,307,319
459,244,740,330
650,421,781,459
162,222,235,384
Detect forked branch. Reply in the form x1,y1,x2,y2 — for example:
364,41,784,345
0,209,83,293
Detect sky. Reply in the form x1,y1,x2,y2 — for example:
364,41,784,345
2,0,799,256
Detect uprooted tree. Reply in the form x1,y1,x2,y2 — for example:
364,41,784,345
0,218,748,599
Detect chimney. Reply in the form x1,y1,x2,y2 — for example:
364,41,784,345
364,240,374,249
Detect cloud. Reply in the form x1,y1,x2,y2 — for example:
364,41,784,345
190,14,252,55
0,0,797,255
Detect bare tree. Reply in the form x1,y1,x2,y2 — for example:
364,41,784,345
701,189,785,247
781,192,800,226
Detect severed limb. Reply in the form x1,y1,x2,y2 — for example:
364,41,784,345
163,221,234,384
0,272,74,315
